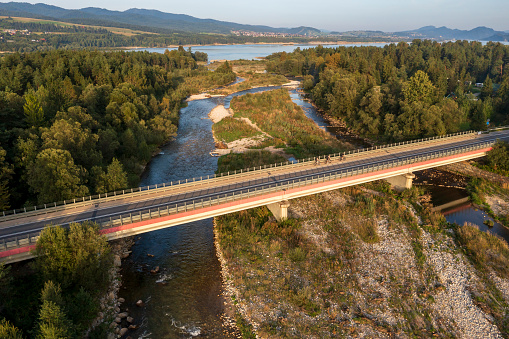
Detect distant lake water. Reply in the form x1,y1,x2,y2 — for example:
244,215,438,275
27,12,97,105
128,41,509,61
127,43,388,61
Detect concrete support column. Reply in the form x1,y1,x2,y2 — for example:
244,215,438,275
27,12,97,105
267,200,290,221
386,172,415,191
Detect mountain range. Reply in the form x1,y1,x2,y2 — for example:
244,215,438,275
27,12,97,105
0,2,320,35
0,2,507,42
394,26,509,42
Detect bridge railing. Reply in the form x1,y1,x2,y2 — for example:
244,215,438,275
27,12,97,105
0,138,494,255
0,130,478,221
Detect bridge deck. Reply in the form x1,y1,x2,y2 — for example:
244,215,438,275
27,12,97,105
1,130,508,263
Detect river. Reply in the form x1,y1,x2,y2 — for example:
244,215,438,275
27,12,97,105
118,69,507,338
424,185,509,242
415,169,509,243
118,85,314,338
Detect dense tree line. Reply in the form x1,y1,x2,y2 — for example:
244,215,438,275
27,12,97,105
0,223,115,337
266,40,509,141
0,47,232,210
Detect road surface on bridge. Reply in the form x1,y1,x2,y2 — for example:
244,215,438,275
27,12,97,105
1,130,508,242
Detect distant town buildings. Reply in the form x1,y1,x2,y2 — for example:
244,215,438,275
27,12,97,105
231,30,305,38
3,28,30,35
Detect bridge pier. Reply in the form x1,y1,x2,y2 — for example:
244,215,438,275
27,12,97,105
267,200,290,221
386,172,415,191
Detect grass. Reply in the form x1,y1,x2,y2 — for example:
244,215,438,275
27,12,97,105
212,117,262,143
467,178,509,227
455,223,509,278
181,69,237,94
230,88,349,158
0,16,156,36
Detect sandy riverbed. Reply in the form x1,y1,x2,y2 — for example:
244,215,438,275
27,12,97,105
208,105,232,123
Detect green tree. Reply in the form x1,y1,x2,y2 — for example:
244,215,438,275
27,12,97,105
0,318,23,339
481,75,493,99
40,281,64,308
95,158,128,194
34,222,113,293
486,141,509,172
402,70,435,105
37,281,70,339
37,300,69,339
27,148,88,204
470,101,488,131
0,146,13,210
23,90,44,128
41,119,100,169
215,60,233,74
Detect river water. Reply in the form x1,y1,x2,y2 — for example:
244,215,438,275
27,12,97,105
118,72,508,338
119,85,299,338
424,185,509,242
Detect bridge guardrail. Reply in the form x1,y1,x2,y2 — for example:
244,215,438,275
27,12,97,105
0,138,494,255
0,130,477,221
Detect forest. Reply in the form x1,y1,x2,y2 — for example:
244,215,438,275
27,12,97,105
266,40,509,141
0,47,235,211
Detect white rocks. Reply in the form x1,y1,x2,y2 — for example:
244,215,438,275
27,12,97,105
422,231,504,339
119,327,128,336
118,312,128,319
136,300,144,307
118,297,125,304
126,316,134,323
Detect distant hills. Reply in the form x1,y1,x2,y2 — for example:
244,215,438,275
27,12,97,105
0,2,507,42
0,2,321,35
393,26,509,42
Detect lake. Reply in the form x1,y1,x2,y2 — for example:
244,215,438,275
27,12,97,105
127,42,389,61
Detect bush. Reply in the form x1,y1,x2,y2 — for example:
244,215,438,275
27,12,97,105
34,222,113,294
212,117,261,143
455,223,509,278
0,318,23,339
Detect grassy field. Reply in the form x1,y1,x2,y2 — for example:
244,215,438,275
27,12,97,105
212,117,262,143
229,88,349,158
0,16,156,36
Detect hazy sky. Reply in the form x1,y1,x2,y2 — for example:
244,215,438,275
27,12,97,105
12,0,509,32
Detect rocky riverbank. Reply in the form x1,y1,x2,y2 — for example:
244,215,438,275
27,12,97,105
214,182,509,338
87,236,137,339
440,161,509,189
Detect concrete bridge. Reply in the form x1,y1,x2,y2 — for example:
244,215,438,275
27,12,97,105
1,129,508,264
